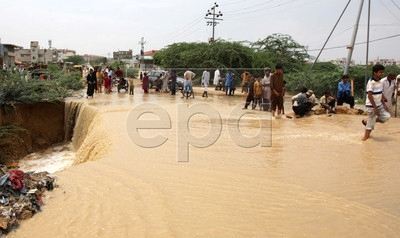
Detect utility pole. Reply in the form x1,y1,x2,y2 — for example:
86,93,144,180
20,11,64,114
138,37,146,72
365,0,371,86
344,0,364,75
205,2,223,43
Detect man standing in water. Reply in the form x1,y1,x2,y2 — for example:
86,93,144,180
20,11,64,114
362,64,391,141
261,67,272,111
201,69,210,98
183,68,195,99
170,70,177,95
213,68,221,88
243,76,256,109
270,64,285,118
96,68,103,93
225,71,234,96
381,73,397,115
241,71,251,93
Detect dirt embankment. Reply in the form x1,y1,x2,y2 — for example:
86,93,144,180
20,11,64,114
0,102,65,163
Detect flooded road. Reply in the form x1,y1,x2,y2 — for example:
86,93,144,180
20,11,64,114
9,88,400,238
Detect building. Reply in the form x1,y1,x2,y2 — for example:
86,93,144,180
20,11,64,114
2,44,22,68
57,49,76,62
331,58,355,67
113,50,133,60
372,58,397,66
133,50,158,69
82,54,106,64
15,41,58,65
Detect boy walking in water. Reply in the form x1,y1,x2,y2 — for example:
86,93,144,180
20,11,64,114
362,64,391,141
128,77,134,95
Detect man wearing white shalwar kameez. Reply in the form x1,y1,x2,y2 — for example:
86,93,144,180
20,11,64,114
213,69,221,87
381,73,396,114
201,70,210,97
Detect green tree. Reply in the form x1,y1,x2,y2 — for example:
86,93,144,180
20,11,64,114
65,55,85,65
154,41,253,70
91,57,107,66
252,33,309,72
110,60,126,70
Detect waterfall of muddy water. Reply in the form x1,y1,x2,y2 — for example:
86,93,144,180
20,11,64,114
9,90,400,238
64,101,83,141
65,100,110,164
19,101,110,174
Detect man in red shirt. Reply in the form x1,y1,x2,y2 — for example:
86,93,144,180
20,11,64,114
270,64,285,117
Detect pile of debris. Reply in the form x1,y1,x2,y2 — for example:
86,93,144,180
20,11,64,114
0,165,55,234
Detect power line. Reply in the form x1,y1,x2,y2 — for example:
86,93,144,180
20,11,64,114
224,0,301,19
380,0,400,23
179,26,205,42
220,0,251,6
389,0,400,11
365,0,371,86
164,17,204,43
308,33,400,52
224,0,275,14
224,0,319,22
311,0,352,69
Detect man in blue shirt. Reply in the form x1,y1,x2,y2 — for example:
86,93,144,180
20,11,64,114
337,74,355,108
225,71,234,96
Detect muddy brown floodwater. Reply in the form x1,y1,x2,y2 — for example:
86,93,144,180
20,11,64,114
9,88,400,238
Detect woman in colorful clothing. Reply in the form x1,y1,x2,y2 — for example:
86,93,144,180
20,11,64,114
104,71,111,94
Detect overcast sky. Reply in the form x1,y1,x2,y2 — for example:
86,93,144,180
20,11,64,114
1,0,399,63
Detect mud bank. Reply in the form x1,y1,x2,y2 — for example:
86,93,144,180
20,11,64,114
0,100,105,164
0,102,65,163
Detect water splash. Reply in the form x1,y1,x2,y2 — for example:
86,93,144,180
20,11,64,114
19,143,75,174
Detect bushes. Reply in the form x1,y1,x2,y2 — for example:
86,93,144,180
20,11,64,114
0,77,69,105
285,64,400,100
126,68,138,78
286,68,342,98
56,72,84,91
0,67,83,105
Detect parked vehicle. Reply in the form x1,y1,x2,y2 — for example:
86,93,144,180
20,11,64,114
148,70,166,88
168,76,184,92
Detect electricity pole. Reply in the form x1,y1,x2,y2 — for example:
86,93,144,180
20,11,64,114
138,37,146,72
344,0,364,75
205,2,223,43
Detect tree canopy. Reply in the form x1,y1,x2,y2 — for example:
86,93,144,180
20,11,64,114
154,34,309,74
153,33,399,99
251,33,309,72
154,41,254,69
65,55,85,65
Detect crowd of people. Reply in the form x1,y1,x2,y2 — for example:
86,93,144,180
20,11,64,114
85,63,399,140
84,66,128,98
